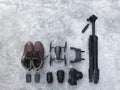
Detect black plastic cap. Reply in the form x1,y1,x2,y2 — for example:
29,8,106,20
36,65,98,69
57,70,65,83
47,72,53,83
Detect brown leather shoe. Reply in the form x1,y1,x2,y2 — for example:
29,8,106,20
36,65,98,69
21,41,33,70
32,41,44,70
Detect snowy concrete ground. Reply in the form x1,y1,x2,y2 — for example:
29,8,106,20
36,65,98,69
0,0,120,90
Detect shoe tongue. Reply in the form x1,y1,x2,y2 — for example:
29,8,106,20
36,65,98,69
33,59,41,67
34,51,40,57
26,52,32,57
33,51,42,68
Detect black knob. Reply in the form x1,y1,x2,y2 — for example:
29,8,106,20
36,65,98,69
47,72,53,83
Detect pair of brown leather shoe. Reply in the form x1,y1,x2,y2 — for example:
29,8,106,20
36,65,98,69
21,41,44,71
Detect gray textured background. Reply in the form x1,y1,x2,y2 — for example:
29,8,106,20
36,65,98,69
0,0,120,90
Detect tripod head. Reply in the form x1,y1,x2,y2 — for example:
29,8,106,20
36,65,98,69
82,15,97,35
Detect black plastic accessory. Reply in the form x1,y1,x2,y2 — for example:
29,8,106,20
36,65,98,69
82,15,99,84
47,72,53,83
68,68,83,85
26,73,31,83
49,42,67,66
70,47,85,63
35,73,40,83
57,70,65,83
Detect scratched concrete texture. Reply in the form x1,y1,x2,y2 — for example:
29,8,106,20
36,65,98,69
0,0,120,90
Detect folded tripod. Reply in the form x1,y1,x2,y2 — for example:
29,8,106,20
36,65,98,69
82,15,100,84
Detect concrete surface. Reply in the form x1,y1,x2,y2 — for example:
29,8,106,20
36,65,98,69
0,0,120,90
